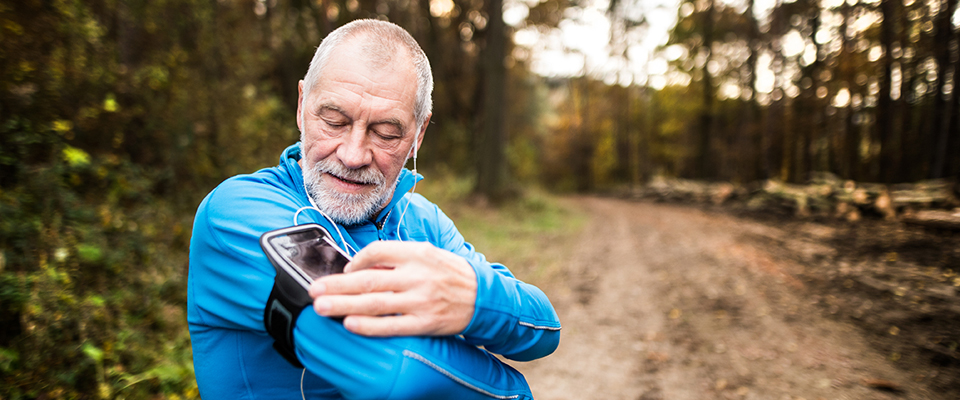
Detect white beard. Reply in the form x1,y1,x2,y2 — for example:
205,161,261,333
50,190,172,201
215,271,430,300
302,157,397,225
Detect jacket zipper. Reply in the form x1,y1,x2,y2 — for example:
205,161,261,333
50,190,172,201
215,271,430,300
374,210,391,239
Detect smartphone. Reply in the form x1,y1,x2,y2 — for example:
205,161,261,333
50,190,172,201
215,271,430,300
260,224,352,290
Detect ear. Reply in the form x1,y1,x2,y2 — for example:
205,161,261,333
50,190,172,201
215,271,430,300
296,80,305,133
411,114,430,159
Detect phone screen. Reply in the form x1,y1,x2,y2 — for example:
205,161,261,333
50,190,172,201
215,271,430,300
267,228,350,281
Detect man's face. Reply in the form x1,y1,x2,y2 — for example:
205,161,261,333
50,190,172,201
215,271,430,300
297,40,427,225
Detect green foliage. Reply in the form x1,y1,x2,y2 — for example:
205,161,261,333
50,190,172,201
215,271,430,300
0,146,197,398
0,0,292,397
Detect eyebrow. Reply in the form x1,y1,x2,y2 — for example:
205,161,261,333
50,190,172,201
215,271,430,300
316,102,406,135
377,118,405,136
316,103,348,118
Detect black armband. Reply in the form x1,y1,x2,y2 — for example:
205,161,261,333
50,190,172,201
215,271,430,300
263,269,312,369
260,224,350,369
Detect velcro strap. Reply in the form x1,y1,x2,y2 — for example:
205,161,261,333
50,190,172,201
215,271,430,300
264,282,307,368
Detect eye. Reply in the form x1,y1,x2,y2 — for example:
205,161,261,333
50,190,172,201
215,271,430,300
316,107,350,128
322,118,348,128
373,130,401,140
371,124,402,141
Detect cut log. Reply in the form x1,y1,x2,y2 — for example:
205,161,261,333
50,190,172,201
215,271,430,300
901,209,960,230
875,190,896,220
890,180,960,209
637,177,742,204
635,176,958,223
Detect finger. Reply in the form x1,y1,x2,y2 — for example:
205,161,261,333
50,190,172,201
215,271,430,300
313,292,412,317
346,241,430,273
343,262,395,274
308,279,328,298
342,314,434,337
311,269,409,296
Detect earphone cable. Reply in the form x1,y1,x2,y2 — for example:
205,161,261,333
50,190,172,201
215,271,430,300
294,201,357,256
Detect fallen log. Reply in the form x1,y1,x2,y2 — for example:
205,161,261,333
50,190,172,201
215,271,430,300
890,180,960,209
638,177,742,204
901,209,960,230
635,175,959,222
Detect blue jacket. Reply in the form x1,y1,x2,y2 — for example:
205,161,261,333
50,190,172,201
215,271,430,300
187,143,561,399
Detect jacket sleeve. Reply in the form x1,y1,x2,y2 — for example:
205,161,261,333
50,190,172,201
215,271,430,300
293,311,532,399
431,206,561,361
188,180,534,399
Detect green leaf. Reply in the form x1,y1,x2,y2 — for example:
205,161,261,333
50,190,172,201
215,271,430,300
77,244,102,262
0,347,19,373
52,120,73,133
87,295,105,307
81,342,104,363
63,146,90,167
103,94,118,112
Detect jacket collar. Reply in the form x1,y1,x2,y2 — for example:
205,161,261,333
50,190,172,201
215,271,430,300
280,142,422,226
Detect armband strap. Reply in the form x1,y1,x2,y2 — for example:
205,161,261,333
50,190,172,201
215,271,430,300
263,268,313,369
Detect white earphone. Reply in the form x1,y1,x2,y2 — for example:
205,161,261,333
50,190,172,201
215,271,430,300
395,126,421,240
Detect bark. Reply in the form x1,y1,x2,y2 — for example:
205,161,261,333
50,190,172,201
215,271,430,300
794,91,810,182
697,0,716,179
629,87,642,189
931,0,959,178
781,96,794,181
902,210,960,230
809,7,826,175
838,0,858,180
877,0,898,183
949,27,960,178
577,78,593,192
476,0,507,199
741,0,761,182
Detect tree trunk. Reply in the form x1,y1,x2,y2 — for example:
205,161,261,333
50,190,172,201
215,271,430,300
697,0,716,179
740,0,760,182
931,0,958,178
476,0,507,199
809,8,826,176
948,32,960,178
577,77,593,191
877,0,898,183
781,96,794,182
641,85,653,183
840,0,860,180
795,93,810,183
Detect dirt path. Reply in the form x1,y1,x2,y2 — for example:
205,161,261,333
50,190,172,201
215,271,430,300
508,196,944,400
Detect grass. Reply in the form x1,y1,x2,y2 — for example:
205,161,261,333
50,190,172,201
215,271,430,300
414,170,587,283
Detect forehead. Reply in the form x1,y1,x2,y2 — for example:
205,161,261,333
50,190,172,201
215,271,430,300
307,39,418,120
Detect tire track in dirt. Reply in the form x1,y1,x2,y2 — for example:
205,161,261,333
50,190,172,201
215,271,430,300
508,197,943,400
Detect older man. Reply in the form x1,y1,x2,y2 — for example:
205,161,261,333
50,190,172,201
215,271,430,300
187,19,560,399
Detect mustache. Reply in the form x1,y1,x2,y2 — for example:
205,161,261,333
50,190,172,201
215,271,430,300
310,158,385,186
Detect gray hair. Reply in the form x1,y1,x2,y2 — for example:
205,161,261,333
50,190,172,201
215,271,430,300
301,19,433,130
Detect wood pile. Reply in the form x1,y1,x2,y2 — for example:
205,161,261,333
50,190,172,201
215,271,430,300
629,173,960,229
901,209,960,230
639,176,744,205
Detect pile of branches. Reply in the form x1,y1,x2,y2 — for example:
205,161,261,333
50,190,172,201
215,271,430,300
628,173,960,229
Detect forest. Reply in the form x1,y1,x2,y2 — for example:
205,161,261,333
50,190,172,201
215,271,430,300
1,0,958,398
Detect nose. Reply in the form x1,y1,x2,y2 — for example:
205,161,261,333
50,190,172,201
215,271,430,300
336,125,373,169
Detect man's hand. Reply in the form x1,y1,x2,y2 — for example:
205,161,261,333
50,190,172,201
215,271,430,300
308,241,477,337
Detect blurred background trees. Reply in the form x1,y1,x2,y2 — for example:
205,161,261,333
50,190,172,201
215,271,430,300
0,0,957,397
657,0,960,185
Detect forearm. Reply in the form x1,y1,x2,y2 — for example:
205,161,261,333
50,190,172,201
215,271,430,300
294,312,533,400
460,260,561,361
